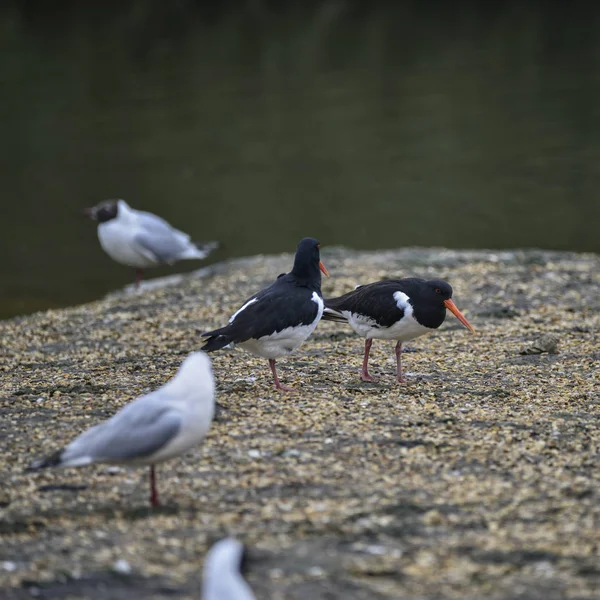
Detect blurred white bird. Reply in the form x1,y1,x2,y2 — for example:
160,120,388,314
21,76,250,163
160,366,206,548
202,538,256,600
28,352,216,507
84,199,219,287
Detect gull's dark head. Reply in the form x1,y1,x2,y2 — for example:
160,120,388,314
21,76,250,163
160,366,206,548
83,199,120,223
291,237,330,285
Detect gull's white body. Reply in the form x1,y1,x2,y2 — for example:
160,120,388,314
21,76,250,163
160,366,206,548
202,538,256,600
97,199,213,268
32,352,215,469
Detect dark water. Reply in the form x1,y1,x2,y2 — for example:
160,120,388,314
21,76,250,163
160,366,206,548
2,2,600,319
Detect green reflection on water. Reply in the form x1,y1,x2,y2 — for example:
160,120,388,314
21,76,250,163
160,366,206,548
1,2,599,319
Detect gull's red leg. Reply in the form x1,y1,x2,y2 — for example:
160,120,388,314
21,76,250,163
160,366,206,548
149,464,159,506
135,268,144,289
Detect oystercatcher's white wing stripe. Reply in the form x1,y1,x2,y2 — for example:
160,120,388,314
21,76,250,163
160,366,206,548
385,290,430,340
229,298,259,324
393,291,411,312
311,291,325,316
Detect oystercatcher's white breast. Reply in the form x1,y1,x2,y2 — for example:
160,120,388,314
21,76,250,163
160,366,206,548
343,291,432,342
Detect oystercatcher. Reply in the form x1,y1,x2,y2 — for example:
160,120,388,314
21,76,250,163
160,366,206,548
201,237,330,392
84,199,219,288
322,278,474,383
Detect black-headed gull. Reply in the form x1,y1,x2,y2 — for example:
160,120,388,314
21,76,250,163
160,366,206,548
84,199,219,287
202,538,256,600
28,352,215,507
323,278,474,382
201,237,330,392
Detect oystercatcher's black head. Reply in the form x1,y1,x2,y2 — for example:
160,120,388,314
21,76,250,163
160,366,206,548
413,279,474,332
425,279,453,301
290,237,330,286
83,200,119,223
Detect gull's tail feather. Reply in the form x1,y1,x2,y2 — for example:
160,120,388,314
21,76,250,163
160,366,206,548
192,240,220,259
26,449,64,472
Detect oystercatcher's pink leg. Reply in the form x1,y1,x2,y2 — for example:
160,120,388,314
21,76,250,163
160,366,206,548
395,341,406,383
149,465,159,506
361,339,377,382
269,359,295,392
135,268,144,289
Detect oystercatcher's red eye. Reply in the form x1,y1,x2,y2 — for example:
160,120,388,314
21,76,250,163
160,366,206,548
435,288,442,294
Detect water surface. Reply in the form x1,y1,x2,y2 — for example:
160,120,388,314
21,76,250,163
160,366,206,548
1,2,599,319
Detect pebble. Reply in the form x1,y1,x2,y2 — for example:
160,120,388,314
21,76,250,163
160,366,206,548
112,559,132,575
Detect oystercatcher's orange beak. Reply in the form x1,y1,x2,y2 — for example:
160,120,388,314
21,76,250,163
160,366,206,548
443,299,474,332
319,261,330,277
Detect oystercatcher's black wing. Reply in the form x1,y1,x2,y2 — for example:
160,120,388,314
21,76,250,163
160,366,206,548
201,274,320,351
324,280,415,328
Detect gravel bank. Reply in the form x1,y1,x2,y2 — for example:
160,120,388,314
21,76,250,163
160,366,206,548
1,247,599,600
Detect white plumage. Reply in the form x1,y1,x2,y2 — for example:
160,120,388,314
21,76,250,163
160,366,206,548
339,291,430,341
29,352,216,506
96,199,215,268
202,538,256,600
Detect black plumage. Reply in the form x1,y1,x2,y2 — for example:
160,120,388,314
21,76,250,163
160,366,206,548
201,237,329,391
323,278,474,383
324,279,453,330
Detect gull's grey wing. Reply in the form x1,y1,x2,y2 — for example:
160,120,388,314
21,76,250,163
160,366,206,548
137,211,191,240
63,397,182,463
133,230,190,263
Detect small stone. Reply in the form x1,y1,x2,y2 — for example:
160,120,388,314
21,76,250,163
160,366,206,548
269,568,284,579
282,449,301,458
103,466,124,475
533,561,555,577
112,559,132,575
423,509,445,526
2,561,17,572
520,333,560,355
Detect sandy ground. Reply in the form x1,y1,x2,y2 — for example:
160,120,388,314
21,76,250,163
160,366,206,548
1,246,599,600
